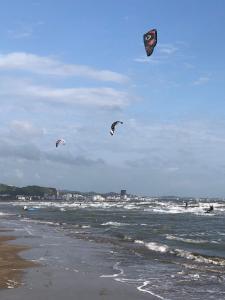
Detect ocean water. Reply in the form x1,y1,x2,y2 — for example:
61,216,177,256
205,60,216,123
1,197,225,300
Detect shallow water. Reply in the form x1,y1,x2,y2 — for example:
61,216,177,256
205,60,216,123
1,197,225,299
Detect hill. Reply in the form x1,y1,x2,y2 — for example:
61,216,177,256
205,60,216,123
0,184,57,197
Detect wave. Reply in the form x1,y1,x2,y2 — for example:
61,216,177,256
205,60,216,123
134,240,225,266
7,199,225,217
174,249,225,266
100,262,124,278
137,281,168,300
0,212,15,216
21,218,60,226
101,221,129,226
166,234,209,244
135,240,169,253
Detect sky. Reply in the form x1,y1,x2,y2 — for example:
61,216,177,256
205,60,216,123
0,0,225,196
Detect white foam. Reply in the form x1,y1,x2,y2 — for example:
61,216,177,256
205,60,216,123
166,234,208,244
101,221,128,226
0,212,14,216
134,239,145,245
135,240,169,253
21,219,59,226
135,239,225,266
6,279,18,289
137,281,168,300
100,262,124,278
24,227,34,235
145,242,169,253
40,243,61,247
81,225,90,228
174,248,225,266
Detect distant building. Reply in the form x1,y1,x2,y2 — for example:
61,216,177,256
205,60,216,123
120,190,127,200
92,195,105,201
16,195,26,200
106,195,120,201
73,194,85,201
62,193,73,201
121,190,126,196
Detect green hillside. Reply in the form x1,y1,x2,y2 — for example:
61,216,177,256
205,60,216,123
0,184,57,197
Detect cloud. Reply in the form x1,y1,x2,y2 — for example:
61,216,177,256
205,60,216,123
8,28,33,39
158,44,178,55
133,56,161,64
7,21,44,39
193,76,210,86
44,151,105,166
0,78,131,110
0,52,128,83
134,43,179,65
15,169,24,179
119,119,225,165
0,137,105,167
1,117,225,196
10,120,45,139
183,62,195,69
0,141,41,161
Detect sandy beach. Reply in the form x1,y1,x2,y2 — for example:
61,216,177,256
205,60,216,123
0,233,36,289
0,217,154,300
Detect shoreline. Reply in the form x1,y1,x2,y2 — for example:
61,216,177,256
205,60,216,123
0,217,154,300
0,233,37,289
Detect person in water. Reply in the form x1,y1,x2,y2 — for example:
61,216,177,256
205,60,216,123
205,205,214,213
185,202,188,209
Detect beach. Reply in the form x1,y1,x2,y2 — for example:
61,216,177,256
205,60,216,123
0,197,225,300
0,233,36,289
0,214,152,300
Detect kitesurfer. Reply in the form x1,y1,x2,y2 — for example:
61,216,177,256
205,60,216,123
205,205,214,213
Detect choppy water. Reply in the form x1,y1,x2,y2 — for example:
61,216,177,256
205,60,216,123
1,197,225,299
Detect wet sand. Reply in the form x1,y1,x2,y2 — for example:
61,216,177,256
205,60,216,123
0,234,36,289
0,219,155,300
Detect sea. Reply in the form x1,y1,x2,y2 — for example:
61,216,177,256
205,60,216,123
1,197,225,300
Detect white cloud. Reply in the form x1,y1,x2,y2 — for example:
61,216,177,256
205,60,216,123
15,169,24,179
0,78,131,110
0,136,105,167
134,56,161,64
183,62,195,69
10,120,45,139
1,116,225,196
193,76,210,86
134,43,178,65
158,44,178,55
0,52,128,83
8,28,33,39
7,21,44,39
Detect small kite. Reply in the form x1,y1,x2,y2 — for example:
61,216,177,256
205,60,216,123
56,139,66,148
110,121,123,136
143,28,157,56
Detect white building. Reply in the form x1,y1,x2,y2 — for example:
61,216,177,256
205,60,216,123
16,195,26,200
62,193,73,201
92,195,105,201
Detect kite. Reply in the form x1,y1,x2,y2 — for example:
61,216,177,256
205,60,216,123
143,29,157,56
56,139,66,147
110,121,123,136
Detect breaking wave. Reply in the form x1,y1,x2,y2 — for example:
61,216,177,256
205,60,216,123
135,240,225,266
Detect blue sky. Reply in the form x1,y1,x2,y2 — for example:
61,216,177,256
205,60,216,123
0,0,225,196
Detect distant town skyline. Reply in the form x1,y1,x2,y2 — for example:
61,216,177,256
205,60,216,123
0,1,225,197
